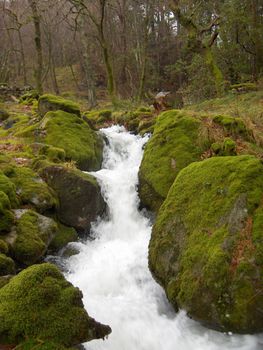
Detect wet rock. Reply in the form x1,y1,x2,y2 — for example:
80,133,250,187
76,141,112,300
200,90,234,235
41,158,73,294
41,165,106,232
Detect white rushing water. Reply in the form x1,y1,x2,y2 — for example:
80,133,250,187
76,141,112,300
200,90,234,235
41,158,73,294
65,125,262,350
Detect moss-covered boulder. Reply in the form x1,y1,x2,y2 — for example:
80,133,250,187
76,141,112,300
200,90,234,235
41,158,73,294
49,223,78,252
9,166,57,213
41,165,106,232
0,253,15,276
0,239,8,254
0,263,111,346
38,94,81,117
139,110,207,212
7,209,58,266
41,110,103,170
0,171,18,207
213,115,250,139
0,191,14,234
83,109,112,129
149,155,263,333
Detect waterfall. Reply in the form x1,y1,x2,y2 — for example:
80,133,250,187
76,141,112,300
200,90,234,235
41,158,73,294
65,125,262,350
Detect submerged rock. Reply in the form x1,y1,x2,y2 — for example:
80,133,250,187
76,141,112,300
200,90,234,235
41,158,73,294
41,165,106,232
0,263,111,347
149,155,263,333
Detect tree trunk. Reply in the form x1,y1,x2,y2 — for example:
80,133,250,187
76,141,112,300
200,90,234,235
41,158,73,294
18,29,28,85
79,16,97,108
28,0,43,94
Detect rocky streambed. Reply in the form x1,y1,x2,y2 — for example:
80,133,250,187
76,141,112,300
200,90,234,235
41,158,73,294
0,93,262,349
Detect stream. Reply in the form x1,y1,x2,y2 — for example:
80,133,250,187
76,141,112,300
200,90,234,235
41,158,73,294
63,126,262,350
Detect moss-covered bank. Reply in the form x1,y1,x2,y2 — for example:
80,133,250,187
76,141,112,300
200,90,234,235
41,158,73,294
139,108,261,212
149,155,263,333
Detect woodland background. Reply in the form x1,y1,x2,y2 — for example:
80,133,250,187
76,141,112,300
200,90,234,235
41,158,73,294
0,0,263,106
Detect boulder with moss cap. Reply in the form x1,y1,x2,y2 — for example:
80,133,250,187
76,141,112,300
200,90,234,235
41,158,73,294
149,155,263,333
0,263,111,347
139,110,208,212
41,165,106,232
38,94,81,117
41,110,103,170
6,209,58,266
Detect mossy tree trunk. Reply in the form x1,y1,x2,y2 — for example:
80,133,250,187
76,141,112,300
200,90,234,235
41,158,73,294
169,0,224,96
99,0,116,101
28,0,43,94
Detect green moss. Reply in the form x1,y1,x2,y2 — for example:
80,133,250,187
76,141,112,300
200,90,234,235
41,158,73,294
138,118,156,134
0,275,12,289
38,94,81,117
211,142,221,154
136,106,151,112
223,138,236,155
0,240,8,254
230,83,258,92
211,138,236,156
0,210,14,234
43,110,103,170
0,190,10,212
12,210,57,266
9,167,57,213
0,171,18,207
3,114,31,135
0,263,111,346
45,146,66,162
15,339,71,350
0,154,16,176
139,110,206,211
0,253,15,275
49,223,78,252
150,155,263,333
83,109,112,129
213,115,249,138
19,90,39,105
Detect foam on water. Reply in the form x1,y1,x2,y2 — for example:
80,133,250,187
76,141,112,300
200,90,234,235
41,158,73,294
65,125,262,350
